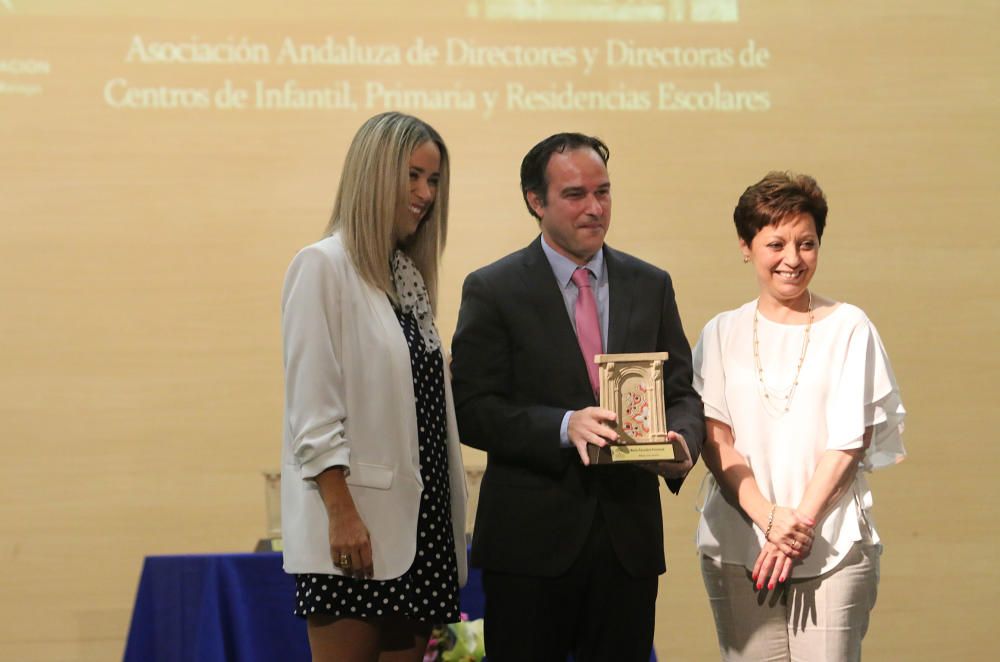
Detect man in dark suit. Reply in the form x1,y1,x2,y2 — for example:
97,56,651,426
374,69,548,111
450,133,705,661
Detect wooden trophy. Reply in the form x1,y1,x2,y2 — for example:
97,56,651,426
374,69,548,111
586,352,682,465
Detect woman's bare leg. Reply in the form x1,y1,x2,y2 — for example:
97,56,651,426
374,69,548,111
307,614,380,662
378,616,433,662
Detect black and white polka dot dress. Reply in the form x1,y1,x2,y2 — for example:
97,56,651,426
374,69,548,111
293,306,460,624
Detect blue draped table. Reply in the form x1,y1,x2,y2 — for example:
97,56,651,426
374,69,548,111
123,551,484,662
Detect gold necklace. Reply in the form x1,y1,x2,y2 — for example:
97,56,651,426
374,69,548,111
752,292,813,416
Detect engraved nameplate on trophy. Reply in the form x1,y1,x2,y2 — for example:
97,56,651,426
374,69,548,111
586,352,682,465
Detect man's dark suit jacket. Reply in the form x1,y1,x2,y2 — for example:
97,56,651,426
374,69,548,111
451,237,705,579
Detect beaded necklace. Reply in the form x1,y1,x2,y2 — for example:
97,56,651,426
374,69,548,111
752,291,813,416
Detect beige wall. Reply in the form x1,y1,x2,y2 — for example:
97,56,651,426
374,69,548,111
1,2,997,659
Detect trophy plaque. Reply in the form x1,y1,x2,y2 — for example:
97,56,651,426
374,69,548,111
586,352,683,465
254,470,283,552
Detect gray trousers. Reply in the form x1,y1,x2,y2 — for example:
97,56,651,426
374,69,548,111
701,543,880,662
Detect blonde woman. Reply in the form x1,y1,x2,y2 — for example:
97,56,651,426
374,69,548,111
280,112,467,661
693,172,905,661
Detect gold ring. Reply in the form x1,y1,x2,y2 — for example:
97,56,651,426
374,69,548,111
337,553,352,569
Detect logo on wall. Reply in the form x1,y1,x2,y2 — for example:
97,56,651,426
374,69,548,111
466,0,739,22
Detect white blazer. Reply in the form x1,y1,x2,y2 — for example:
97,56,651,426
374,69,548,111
280,233,467,584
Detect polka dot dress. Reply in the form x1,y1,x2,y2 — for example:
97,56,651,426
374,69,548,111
293,306,460,624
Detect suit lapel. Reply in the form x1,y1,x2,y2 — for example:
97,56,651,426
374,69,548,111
605,245,634,354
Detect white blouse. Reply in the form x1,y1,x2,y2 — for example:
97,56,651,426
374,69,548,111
693,300,905,577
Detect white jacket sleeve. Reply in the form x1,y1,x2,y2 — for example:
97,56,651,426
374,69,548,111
281,245,351,478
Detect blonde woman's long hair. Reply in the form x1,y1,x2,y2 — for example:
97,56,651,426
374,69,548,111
324,112,449,310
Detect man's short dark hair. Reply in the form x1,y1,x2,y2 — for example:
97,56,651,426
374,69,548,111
520,133,610,220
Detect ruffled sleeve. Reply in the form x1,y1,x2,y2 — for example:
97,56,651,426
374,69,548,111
826,314,906,471
693,314,732,427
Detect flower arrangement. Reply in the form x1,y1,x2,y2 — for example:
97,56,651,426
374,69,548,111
423,613,485,662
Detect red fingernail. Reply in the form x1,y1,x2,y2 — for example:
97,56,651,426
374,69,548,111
768,583,774,589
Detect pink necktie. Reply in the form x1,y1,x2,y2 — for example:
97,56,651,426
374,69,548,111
571,267,602,399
